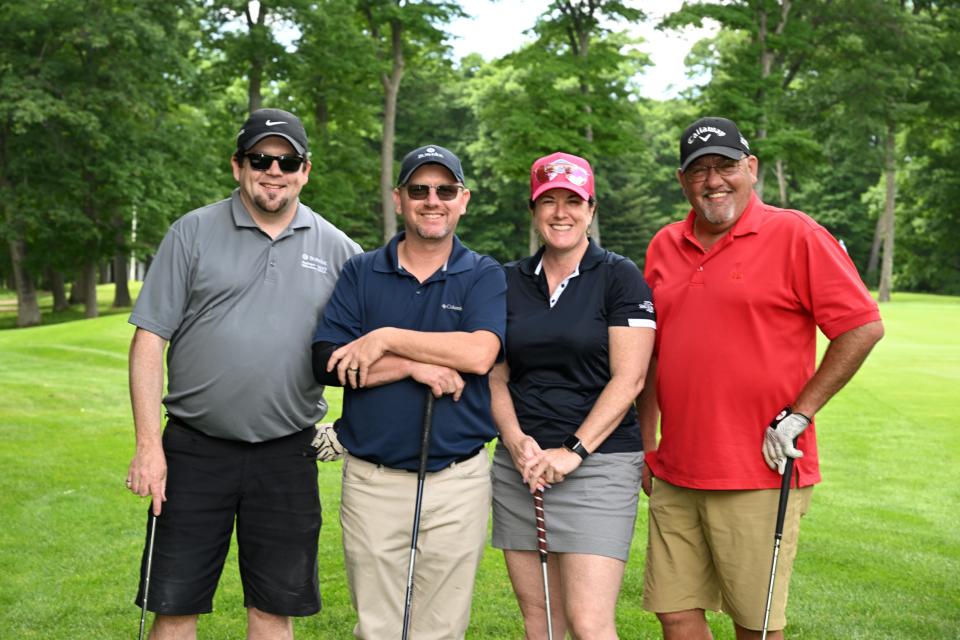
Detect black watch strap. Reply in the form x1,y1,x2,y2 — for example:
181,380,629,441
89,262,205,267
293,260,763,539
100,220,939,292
562,435,589,460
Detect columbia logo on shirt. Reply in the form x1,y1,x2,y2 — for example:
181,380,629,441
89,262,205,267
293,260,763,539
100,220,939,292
441,303,463,312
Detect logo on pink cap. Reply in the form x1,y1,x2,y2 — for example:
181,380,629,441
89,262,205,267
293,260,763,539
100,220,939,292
530,152,595,202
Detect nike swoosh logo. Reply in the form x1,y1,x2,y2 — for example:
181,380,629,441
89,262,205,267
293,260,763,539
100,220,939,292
265,120,287,126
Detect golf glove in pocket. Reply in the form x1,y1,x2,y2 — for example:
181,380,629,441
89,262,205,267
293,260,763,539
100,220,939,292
312,421,345,462
762,407,810,475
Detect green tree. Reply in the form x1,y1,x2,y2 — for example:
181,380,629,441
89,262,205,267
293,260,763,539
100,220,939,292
359,0,464,243
464,25,649,260
0,0,215,324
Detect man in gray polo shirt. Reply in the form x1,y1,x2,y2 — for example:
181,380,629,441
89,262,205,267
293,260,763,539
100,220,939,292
125,108,360,640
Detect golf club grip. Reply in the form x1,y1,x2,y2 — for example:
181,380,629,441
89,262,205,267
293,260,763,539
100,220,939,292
534,488,548,558
774,456,794,536
418,392,435,477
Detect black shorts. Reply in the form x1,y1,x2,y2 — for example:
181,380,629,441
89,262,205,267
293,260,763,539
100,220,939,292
134,419,322,616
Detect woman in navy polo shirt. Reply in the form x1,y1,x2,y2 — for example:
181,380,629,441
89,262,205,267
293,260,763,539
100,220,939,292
490,152,656,639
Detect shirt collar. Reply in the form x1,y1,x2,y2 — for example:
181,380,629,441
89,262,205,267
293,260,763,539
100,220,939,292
519,238,605,276
373,232,473,276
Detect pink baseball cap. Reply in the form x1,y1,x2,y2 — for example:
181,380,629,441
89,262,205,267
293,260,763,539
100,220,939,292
529,152,595,202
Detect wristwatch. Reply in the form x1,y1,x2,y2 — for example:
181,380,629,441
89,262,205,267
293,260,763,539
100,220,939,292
562,435,589,460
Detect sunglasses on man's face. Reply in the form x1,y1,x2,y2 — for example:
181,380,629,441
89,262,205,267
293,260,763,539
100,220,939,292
244,152,305,173
404,183,464,201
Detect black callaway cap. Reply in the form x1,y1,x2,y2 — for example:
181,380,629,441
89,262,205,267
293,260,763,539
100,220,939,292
237,108,308,156
679,117,750,171
397,145,466,186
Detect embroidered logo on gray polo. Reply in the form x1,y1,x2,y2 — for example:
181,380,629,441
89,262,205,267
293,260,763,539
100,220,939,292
638,300,654,314
301,253,328,273
441,303,463,312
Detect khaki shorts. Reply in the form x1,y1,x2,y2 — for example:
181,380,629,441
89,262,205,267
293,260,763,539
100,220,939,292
643,479,812,631
341,450,491,640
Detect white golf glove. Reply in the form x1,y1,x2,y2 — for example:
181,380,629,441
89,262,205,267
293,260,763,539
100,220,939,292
762,407,810,475
312,422,345,462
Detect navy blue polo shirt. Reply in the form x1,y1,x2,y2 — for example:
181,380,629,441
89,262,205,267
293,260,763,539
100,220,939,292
313,232,506,471
504,240,656,453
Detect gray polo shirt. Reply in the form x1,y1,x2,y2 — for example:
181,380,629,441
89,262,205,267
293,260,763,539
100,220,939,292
130,189,361,442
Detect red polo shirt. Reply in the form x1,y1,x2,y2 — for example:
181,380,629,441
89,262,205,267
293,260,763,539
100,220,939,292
644,194,880,490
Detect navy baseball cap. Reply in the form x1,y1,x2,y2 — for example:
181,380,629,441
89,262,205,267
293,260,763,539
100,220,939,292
679,117,750,171
397,145,466,186
237,108,308,156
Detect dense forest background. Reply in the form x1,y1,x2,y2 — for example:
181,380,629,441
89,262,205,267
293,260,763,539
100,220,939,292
3,0,958,327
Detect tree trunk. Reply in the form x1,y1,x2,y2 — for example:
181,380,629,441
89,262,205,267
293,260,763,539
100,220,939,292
48,269,69,312
379,19,404,244
754,1,791,200
0,127,40,327
246,3,266,113
82,261,99,318
113,252,131,307
69,275,85,305
775,158,788,207
7,238,41,327
866,213,884,286
878,122,896,302
755,6,769,198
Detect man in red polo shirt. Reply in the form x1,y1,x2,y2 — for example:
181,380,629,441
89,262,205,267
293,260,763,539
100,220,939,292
637,116,884,640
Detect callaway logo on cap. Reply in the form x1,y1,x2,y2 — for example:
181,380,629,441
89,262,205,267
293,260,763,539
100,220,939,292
679,116,750,171
237,108,309,155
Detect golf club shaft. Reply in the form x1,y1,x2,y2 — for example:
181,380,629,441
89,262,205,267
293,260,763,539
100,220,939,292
534,488,554,640
761,456,795,639
402,391,435,640
139,511,158,640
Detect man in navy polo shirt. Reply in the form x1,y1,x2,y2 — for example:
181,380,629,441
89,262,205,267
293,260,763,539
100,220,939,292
312,144,506,639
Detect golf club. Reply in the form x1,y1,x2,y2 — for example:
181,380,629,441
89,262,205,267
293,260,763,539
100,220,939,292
402,389,435,640
533,487,554,640
139,511,158,640
761,455,795,640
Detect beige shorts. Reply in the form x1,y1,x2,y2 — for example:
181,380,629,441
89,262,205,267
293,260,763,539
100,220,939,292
340,450,491,640
643,478,813,631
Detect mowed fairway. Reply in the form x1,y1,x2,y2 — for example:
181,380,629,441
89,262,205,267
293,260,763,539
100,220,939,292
0,292,957,638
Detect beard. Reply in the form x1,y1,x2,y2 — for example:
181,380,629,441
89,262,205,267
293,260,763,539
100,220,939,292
252,192,291,216
694,191,740,226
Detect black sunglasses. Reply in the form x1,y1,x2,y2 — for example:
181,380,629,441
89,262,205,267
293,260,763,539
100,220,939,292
244,152,305,173
404,183,463,201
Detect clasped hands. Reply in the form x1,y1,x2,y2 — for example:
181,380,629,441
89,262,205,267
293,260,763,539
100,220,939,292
507,434,583,494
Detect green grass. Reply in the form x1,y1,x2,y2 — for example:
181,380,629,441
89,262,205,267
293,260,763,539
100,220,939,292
0,282,143,330
0,291,957,638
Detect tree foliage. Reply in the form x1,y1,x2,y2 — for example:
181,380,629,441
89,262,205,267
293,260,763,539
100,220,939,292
2,0,958,326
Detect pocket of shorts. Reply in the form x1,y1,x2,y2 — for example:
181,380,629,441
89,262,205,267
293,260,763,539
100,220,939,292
341,455,379,483
453,450,491,480
162,422,202,453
